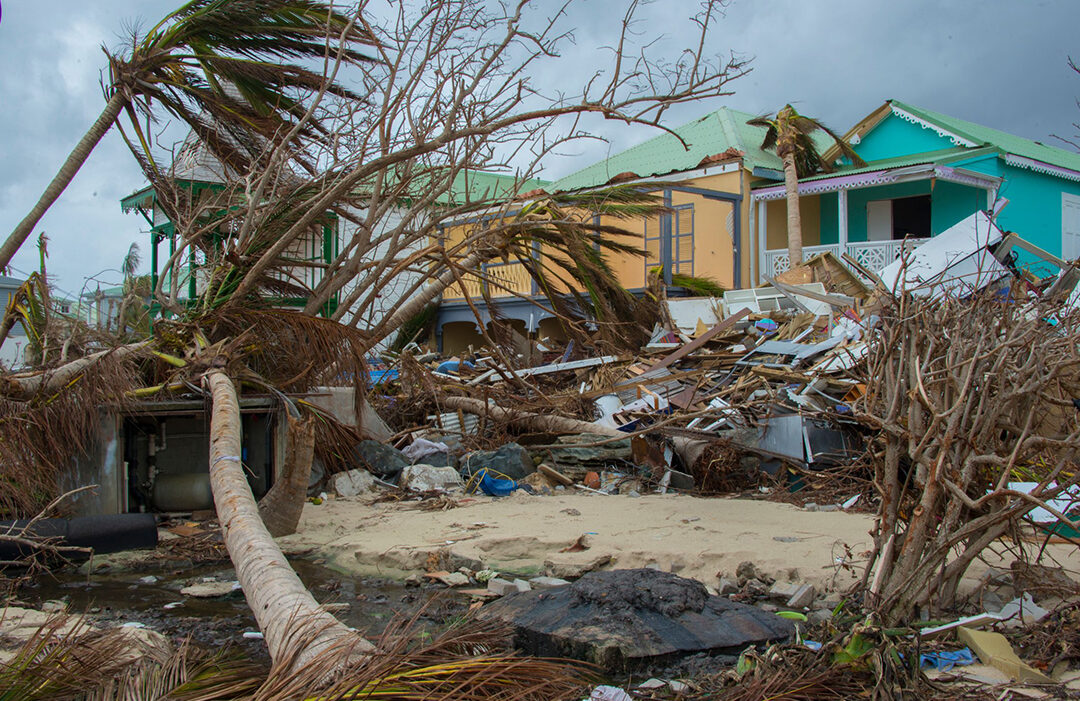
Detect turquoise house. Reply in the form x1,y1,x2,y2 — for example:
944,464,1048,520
753,99,1080,281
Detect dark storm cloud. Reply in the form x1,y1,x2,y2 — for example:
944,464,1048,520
1,0,1078,292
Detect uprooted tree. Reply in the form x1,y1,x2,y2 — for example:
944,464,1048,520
0,0,746,673
854,285,1080,625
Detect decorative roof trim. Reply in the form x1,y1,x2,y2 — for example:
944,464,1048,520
752,170,900,201
890,104,978,148
750,164,999,202
1003,153,1080,183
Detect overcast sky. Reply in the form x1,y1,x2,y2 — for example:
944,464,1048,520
1,0,1079,295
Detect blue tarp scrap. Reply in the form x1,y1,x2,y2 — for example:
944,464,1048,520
472,468,519,497
919,648,975,671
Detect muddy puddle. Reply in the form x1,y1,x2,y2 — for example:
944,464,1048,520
16,559,472,664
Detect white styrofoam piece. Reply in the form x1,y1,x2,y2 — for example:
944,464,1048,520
877,211,1009,297
722,283,832,318
665,297,725,336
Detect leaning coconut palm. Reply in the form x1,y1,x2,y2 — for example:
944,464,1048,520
2,0,750,675
748,105,865,267
0,0,371,273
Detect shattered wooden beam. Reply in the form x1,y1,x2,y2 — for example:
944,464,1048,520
640,309,749,375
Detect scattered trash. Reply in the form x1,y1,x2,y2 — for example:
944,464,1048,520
919,648,975,671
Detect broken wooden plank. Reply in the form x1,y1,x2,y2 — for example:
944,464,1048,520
640,309,749,375
765,276,856,308
484,355,621,383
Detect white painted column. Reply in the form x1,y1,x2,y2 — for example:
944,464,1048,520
757,198,767,283
838,188,849,259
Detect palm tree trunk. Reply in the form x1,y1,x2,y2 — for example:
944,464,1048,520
205,371,373,668
0,342,145,400
257,414,316,537
0,93,128,273
782,153,803,268
371,248,486,338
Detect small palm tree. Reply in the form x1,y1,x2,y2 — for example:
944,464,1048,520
0,0,371,274
748,105,865,267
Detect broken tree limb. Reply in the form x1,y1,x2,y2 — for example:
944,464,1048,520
205,370,373,669
0,342,146,400
641,309,749,375
440,395,711,476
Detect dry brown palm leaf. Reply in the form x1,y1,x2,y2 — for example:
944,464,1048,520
0,348,143,517
246,610,596,701
206,308,370,393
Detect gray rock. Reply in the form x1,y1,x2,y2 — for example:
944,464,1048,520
180,581,240,598
435,572,470,587
543,554,612,580
804,502,819,512
769,582,801,602
786,584,816,609
758,603,778,613
735,561,759,586
808,609,833,625
138,575,159,585
512,578,533,593
400,464,464,492
529,576,571,589
717,577,739,596
478,568,795,672
40,600,66,614
333,468,378,497
488,578,518,596
351,440,409,479
460,443,535,481
744,579,768,597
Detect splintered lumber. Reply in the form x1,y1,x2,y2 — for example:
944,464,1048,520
475,355,621,384
766,276,856,308
641,309,749,375
774,251,872,301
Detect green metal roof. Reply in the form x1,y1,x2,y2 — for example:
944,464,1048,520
435,170,549,205
549,107,835,193
891,99,1080,174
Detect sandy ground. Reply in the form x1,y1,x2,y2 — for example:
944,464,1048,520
280,492,879,593
280,491,1080,597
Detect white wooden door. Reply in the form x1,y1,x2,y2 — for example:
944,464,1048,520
867,200,893,241
1062,193,1080,261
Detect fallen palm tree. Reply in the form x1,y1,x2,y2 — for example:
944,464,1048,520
0,0,746,677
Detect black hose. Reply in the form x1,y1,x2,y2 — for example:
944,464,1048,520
0,513,158,561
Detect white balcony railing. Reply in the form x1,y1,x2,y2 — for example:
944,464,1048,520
764,238,928,279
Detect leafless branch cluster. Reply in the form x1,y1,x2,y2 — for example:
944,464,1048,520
853,285,1080,623
138,0,747,348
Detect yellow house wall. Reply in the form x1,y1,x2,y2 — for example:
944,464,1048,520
765,195,822,250
440,165,758,301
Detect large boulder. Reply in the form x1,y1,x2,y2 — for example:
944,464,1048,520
333,468,378,497
400,464,464,492
460,443,534,481
351,440,409,479
478,568,794,672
